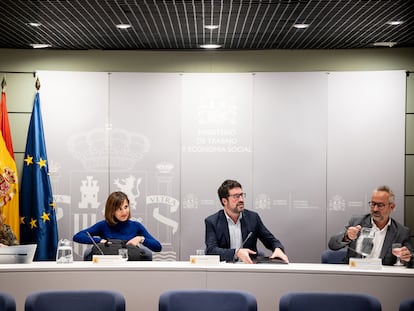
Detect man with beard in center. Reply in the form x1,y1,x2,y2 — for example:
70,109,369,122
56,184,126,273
205,179,289,264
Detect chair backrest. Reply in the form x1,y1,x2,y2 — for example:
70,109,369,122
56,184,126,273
399,298,414,311
279,292,381,311
0,292,16,311
25,290,125,311
321,249,347,264
159,289,257,311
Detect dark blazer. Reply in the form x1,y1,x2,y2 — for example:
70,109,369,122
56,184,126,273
328,214,414,265
205,209,284,262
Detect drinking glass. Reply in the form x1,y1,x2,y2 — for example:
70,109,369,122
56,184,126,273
392,243,403,266
56,239,73,263
118,248,128,261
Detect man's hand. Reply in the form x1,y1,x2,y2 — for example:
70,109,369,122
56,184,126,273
399,246,412,263
236,248,256,264
270,247,289,263
345,225,362,241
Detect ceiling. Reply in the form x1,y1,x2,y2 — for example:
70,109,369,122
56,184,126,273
0,0,413,50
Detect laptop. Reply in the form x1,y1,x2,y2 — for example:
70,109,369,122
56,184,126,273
0,244,37,264
253,255,288,264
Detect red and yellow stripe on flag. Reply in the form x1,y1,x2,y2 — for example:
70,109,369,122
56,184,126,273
0,90,20,240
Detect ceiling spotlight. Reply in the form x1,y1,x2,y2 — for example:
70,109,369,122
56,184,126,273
30,43,52,49
204,25,219,30
200,44,222,49
28,22,42,27
293,23,309,29
116,24,132,29
373,42,397,47
387,21,403,26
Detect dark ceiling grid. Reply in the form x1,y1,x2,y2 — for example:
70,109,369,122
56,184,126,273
300,1,347,49
0,0,413,50
249,1,275,49
265,2,292,49
281,0,317,49
36,0,85,49
330,2,373,48
86,1,124,49
274,1,310,49
288,0,335,49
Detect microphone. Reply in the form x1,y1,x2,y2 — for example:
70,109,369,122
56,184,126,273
345,245,365,257
233,232,253,263
241,232,253,248
86,232,104,255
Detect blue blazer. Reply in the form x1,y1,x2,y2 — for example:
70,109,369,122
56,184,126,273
328,214,414,265
205,209,285,262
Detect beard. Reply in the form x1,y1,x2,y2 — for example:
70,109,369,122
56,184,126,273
230,203,244,214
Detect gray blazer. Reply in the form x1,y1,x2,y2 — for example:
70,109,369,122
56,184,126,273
328,214,414,265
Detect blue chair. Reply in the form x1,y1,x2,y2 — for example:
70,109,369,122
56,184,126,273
25,290,125,311
400,298,414,311
159,289,257,311
279,292,381,311
0,292,16,311
321,249,347,264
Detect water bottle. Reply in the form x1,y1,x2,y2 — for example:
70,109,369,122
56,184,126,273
56,239,74,263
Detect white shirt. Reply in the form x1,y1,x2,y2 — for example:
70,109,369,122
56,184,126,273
370,218,390,258
224,211,242,249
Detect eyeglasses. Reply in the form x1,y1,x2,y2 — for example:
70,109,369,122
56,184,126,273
368,201,390,209
228,193,246,200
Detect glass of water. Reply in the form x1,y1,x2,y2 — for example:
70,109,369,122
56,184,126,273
118,248,128,261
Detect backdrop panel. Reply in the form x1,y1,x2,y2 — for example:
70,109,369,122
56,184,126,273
181,73,254,260
109,73,182,261
36,70,406,262
39,71,109,259
326,71,406,241
253,72,328,262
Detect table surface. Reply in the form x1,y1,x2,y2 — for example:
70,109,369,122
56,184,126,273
1,261,413,311
1,260,414,274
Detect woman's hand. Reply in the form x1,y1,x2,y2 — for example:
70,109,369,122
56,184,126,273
127,236,145,247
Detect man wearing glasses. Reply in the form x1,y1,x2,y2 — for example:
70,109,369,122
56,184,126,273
329,185,414,265
204,179,289,264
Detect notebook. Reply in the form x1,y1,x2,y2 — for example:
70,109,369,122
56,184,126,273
0,244,37,264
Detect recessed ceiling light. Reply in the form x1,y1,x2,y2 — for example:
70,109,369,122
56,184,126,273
373,42,397,47
293,23,309,29
204,25,219,30
200,44,222,49
30,43,52,49
116,24,132,29
28,22,42,27
387,21,403,26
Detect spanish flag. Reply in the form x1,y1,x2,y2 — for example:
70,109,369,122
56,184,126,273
0,89,20,240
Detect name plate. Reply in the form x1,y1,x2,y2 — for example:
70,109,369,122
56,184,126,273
349,258,382,270
190,255,220,265
92,255,125,264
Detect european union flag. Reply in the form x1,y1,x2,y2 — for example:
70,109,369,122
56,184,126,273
20,91,58,261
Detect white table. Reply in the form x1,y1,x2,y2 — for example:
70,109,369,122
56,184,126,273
1,261,413,311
